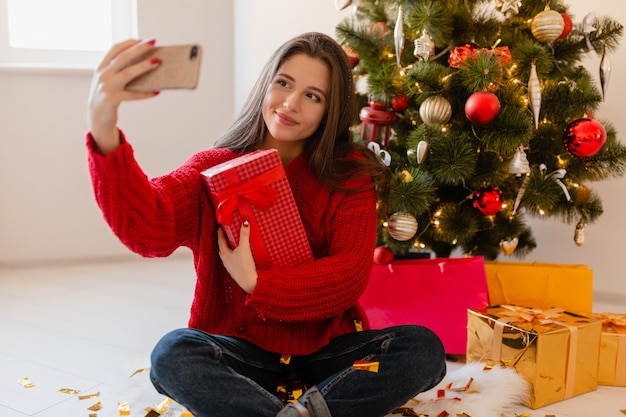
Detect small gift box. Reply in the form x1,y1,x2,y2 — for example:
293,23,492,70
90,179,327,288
467,305,602,409
593,313,626,387
202,149,313,269
484,261,593,314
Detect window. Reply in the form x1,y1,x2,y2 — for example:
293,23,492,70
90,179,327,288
0,0,136,67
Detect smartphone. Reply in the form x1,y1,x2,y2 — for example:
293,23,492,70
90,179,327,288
126,44,202,92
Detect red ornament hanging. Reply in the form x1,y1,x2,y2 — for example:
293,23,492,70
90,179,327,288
343,44,359,69
558,13,573,39
563,118,607,157
373,246,394,265
391,94,409,112
359,103,396,147
465,91,500,124
473,186,503,216
448,43,480,68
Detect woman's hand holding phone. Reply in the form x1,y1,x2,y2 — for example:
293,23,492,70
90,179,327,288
87,39,162,155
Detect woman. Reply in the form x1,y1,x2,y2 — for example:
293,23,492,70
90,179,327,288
86,32,445,417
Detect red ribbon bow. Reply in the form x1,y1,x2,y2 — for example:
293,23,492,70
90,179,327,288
216,182,278,225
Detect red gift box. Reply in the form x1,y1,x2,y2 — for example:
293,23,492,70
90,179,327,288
202,149,313,269
359,257,490,354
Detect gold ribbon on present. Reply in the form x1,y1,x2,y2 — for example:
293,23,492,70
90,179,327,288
593,312,626,386
491,305,579,400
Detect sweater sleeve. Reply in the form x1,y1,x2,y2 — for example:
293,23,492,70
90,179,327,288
86,130,232,257
246,183,377,323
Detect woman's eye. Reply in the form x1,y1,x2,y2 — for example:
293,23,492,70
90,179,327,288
307,93,321,102
276,79,288,87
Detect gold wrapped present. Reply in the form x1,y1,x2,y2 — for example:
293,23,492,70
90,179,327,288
467,305,602,409
593,313,626,387
484,262,593,314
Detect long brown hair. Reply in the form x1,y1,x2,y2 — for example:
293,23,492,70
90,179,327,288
214,32,389,195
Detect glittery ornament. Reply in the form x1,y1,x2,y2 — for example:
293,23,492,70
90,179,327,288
391,94,409,112
600,45,611,100
498,0,520,16
413,29,434,61
419,95,452,124
394,6,404,68
448,43,479,68
508,146,531,176
500,237,519,256
388,212,418,241
528,62,541,129
531,9,565,43
563,118,607,157
574,219,587,246
473,186,503,216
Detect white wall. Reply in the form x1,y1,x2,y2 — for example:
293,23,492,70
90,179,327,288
1,0,625,300
0,0,233,263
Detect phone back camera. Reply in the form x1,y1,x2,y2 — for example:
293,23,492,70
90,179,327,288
190,46,199,60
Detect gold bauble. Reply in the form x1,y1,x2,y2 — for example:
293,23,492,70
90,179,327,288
419,95,452,125
388,212,418,241
531,10,565,42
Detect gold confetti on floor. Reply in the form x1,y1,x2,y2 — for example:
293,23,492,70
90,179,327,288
58,388,80,394
79,392,100,400
87,401,102,411
130,368,150,377
118,400,131,416
18,377,35,388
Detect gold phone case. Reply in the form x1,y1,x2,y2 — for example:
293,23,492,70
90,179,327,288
126,44,202,92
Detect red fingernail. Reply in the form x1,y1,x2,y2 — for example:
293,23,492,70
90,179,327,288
243,220,250,227
150,57,161,65
146,39,156,45
152,91,160,96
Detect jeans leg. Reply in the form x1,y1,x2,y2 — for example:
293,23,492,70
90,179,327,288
149,328,286,417
296,325,446,417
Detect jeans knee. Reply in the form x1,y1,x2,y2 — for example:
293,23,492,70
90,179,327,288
398,325,446,383
150,328,197,379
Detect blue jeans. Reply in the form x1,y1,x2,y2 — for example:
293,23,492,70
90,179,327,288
150,325,446,417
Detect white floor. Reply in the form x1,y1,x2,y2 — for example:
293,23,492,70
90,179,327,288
0,256,624,417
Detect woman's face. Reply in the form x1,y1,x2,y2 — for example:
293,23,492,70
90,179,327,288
262,54,330,154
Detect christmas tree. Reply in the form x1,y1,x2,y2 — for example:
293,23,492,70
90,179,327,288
336,0,626,260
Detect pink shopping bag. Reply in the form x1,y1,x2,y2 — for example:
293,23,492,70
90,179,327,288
359,257,490,354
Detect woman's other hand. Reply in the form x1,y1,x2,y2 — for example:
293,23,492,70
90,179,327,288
87,39,161,155
217,222,258,294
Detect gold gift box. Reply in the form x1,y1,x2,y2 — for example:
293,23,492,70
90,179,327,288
467,305,602,409
593,313,626,387
484,261,593,314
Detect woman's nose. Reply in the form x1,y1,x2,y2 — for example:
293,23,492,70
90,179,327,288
283,93,300,111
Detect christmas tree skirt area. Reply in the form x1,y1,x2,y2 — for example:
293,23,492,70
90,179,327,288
100,360,528,417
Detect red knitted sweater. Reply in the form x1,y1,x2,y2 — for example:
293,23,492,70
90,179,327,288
86,131,378,355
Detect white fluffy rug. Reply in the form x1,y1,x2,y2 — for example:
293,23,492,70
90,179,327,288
394,361,529,417
103,361,528,417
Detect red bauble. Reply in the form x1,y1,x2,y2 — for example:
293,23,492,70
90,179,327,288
563,118,607,157
373,246,394,265
465,91,500,124
343,44,359,69
448,43,480,68
391,94,409,112
473,186,503,216
558,13,573,39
